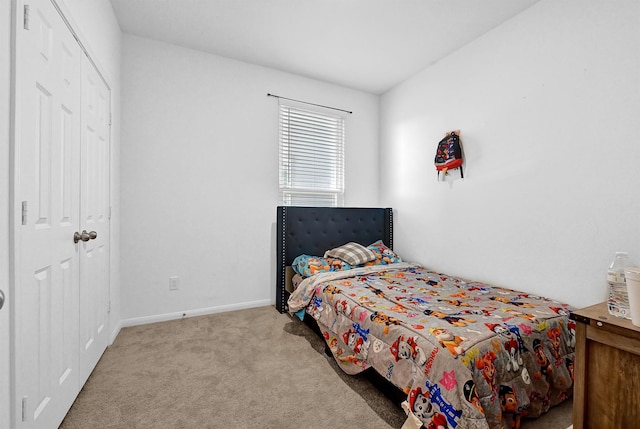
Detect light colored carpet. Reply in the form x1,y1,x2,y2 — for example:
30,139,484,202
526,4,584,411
60,306,573,428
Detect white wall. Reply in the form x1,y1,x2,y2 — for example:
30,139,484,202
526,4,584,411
380,0,640,309
57,0,122,339
120,34,379,323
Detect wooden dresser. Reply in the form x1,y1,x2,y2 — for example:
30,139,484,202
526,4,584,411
570,302,640,428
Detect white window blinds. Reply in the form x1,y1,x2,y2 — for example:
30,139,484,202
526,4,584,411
279,104,345,207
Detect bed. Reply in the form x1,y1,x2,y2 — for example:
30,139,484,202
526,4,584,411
276,206,575,429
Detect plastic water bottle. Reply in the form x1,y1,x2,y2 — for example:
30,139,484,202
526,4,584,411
607,251,632,318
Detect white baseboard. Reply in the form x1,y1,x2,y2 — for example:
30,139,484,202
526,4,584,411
109,321,122,345
119,299,273,328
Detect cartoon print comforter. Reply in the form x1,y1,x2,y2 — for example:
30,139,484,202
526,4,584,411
288,263,575,429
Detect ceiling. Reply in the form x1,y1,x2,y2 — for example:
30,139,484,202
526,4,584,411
109,0,539,94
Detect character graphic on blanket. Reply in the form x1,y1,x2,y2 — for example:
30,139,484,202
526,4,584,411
323,284,342,299
463,380,485,415
546,326,563,362
491,296,537,308
390,335,427,365
475,350,498,397
334,299,352,317
486,323,526,371
342,328,365,355
565,357,574,385
306,257,329,275
499,385,523,429
370,311,402,334
408,387,447,429
504,338,523,372
430,327,466,356
566,320,576,348
532,338,552,380
423,309,475,327
324,333,339,354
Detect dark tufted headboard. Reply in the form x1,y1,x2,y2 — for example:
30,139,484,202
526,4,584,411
276,206,393,313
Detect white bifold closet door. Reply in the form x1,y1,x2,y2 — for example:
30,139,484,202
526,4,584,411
78,50,111,388
14,0,110,427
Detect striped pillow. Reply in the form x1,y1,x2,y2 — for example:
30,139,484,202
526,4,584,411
324,242,377,266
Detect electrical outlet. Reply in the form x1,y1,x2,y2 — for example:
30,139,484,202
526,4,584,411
169,276,179,290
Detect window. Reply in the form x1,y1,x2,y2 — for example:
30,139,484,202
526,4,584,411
278,103,345,207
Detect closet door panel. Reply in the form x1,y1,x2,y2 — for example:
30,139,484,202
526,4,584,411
78,53,111,385
15,0,81,427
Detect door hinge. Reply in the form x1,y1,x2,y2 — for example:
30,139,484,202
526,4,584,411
23,5,30,30
21,201,28,225
22,396,27,422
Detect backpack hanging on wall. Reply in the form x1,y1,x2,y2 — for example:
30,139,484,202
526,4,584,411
434,130,463,180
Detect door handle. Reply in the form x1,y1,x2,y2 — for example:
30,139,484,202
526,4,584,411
0,289,4,310
73,230,98,243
